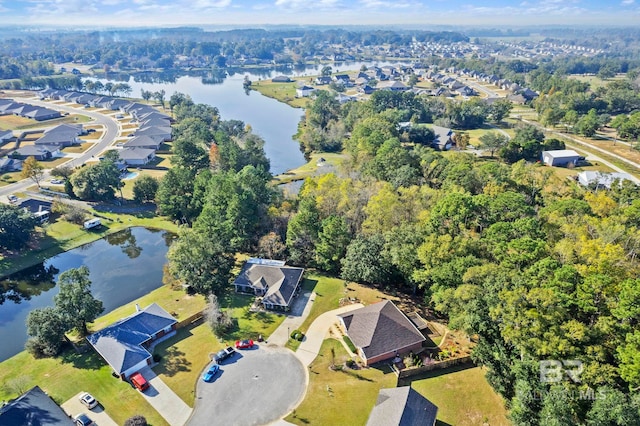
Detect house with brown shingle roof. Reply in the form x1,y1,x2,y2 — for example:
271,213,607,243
338,300,425,365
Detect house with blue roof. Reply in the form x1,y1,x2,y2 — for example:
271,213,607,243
86,303,177,379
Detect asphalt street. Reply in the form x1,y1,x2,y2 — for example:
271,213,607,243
0,95,120,201
188,346,307,426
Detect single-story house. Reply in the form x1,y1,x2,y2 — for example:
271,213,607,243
86,303,177,379
139,117,172,128
0,386,74,426
233,259,304,310
577,171,636,189
11,145,60,161
35,124,84,147
18,198,52,216
123,135,163,150
0,157,22,172
118,147,156,166
23,107,62,121
358,85,376,95
338,300,426,365
315,76,332,85
0,129,13,143
296,85,316,98
377,80,409,91
272,75,292,83
542,149,581,167
366,387,438,426
134,126,172,142
431,125,455,151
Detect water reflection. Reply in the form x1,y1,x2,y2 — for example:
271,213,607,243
0,227,174,361
104,227,143,259
0,264,59,305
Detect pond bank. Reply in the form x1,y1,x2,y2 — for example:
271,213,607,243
0,210,178,279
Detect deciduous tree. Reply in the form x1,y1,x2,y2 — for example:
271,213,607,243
21,156,44,188
54,266,104,336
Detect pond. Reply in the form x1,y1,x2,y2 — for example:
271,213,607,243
0,227,174,362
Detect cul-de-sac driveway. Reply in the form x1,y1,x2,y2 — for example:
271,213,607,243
188,345,306,426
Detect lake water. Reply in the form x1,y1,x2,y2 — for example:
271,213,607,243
102,60,408,174
104,73,306,175
0,227,174,362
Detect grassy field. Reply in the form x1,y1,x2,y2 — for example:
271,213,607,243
567,73,625,90
273,152,350,184
403,365,510,426
250,80,310,108
285,338,397,426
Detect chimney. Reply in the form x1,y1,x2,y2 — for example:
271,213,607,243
135,304,140,312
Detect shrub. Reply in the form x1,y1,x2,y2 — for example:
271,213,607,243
346,359,356,368
152,353,161,362
289,330,305,341
343,336,356,353
124,415,148,426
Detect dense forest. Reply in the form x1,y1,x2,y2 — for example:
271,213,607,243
154,85,640,424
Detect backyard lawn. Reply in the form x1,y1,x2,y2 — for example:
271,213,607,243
403,365,510,426
273,152,349,184
0,349,169,426
285,338,397,426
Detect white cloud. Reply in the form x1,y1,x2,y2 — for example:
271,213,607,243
622,0,635,5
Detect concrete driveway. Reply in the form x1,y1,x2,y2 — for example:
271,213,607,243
136,366,192,426
188,346,306,426
61,392,118,426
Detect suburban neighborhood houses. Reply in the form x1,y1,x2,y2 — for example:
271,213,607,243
2,13,640,426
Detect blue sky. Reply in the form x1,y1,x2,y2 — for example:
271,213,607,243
0,0,637,27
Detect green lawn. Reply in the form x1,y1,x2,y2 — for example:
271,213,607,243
250,80,309,108
219,292,286,343
403,365,510,426
153,322,219,407
0,349,168,426
285,338,397,426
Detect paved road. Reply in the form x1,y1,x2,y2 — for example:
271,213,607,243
0,95,120,201
189,346,306,426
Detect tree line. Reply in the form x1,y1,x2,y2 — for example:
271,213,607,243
284,93,640,425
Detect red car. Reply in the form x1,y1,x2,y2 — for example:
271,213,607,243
235,339,254,349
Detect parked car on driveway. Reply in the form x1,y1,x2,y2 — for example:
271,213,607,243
79,392,98,409
235,339,254,349
7,194,18,204
74,413,93,426
213,346,236,363
130,371,150,391
202,364,220,382
50,179,64,185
